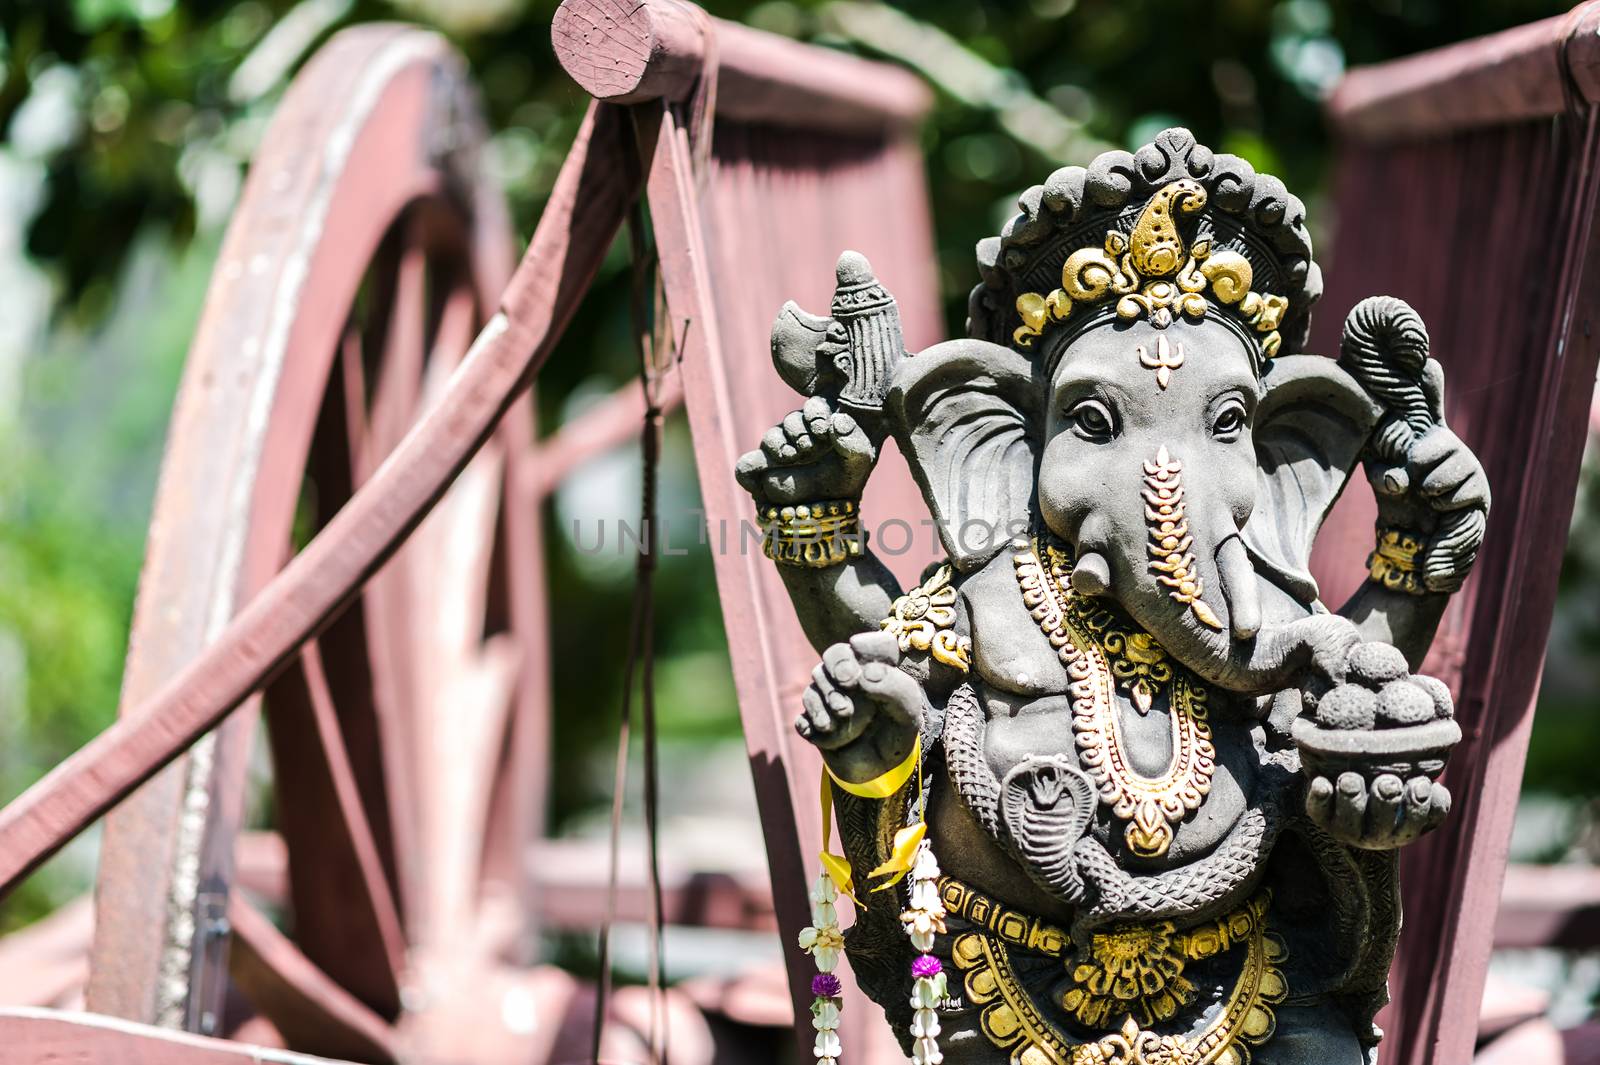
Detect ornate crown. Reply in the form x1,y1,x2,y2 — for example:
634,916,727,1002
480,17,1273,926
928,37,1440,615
967,128,1321,364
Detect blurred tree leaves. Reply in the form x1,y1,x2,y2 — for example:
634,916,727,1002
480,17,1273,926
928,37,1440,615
3,0,1577,324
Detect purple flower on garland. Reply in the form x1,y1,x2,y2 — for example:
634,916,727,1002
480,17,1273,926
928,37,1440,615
812,972,843,998
911,954,943,979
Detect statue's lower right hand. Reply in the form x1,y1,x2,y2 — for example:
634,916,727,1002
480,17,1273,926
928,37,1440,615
735,395,877,506
796,631,924,752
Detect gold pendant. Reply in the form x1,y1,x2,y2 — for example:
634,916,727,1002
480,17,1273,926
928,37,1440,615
1013,538,1215,859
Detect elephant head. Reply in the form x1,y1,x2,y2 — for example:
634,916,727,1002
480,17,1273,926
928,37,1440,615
877,126,1452,693
889,315,1382,695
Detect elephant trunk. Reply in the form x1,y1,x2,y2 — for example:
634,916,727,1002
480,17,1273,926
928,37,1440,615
1107,489,1357,696
1117,557,1359,696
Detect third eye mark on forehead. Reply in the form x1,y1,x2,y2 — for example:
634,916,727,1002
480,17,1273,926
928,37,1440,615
1137,335,1184,390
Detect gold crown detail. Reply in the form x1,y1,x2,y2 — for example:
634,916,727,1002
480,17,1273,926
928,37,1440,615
1012,180,1289,356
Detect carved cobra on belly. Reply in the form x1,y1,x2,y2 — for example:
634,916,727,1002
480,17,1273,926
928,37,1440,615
942,683,1282,931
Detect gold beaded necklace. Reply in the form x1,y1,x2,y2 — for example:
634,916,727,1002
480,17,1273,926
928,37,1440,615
1012,536,1215,858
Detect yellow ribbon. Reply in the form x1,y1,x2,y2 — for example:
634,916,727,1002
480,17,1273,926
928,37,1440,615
818,744,929,897
868,820,926,891
825,741,919,799
819,770,859,904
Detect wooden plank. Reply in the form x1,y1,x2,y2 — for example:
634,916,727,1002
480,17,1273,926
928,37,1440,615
0,1006,353,1065
236,831,289,904
1310,111,1600,1064
644,102,819,1052
529,837,775,931
0,101,646,899
1330,3,1600,143
551,0,930,133
225,898,397,1064
645,103,925,1062
1389,121,1600,1065
261,646,407,1016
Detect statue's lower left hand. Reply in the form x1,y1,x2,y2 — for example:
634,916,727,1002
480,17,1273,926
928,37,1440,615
797,631,924,752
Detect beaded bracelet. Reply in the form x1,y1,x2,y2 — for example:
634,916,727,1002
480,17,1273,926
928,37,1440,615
760,500,863,568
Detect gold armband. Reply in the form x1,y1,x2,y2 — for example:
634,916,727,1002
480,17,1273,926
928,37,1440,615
760,500,862,568
1367,527,1427,595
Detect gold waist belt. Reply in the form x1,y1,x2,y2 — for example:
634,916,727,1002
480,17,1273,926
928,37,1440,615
938,876,1070,958
938,876,1288,1065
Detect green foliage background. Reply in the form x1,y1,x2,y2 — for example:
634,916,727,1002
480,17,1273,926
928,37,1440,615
1,0,1595,934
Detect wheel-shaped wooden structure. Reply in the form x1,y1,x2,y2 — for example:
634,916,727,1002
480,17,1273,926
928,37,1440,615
85,25,555,1063
0,4,953,1062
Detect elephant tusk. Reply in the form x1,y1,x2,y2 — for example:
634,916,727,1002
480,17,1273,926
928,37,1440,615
1070,550,1113,597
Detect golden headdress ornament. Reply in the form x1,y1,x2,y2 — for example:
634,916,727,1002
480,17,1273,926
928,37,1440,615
968,128,1320,367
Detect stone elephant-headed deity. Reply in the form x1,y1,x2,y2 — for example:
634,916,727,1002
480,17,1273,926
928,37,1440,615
735,129,1489,1065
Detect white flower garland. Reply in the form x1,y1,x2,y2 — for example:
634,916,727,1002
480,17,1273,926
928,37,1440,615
804,742,947,1064
902,840,948,1065
799,874,845,1062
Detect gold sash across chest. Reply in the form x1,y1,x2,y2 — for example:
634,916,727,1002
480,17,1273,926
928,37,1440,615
1013,538,1216,858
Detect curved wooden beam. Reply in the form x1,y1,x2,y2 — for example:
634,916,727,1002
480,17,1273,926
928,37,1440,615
1331,3,1600,142
0,101,649,901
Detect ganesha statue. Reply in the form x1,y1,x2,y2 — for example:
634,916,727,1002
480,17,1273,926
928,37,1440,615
735,129,1488,1064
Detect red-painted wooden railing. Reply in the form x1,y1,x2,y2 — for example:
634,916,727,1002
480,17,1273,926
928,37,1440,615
1311,6,1600,1063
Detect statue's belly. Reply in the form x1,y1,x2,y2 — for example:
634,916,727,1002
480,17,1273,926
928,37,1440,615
974,685,1257,869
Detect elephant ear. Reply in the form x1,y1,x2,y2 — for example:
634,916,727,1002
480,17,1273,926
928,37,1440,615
1242,355,1383,603
887,339,1039,571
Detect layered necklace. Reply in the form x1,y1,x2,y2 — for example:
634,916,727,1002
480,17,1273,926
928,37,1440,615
1013,535,1215,858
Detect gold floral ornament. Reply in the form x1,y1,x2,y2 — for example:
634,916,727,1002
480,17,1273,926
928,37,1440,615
883,564,972,673
1144,448,1224,632
1101,628,1173,716
1062,922,1194,1029
1012,180,1289,357
951,891,1287,1065
1074,607,1175,715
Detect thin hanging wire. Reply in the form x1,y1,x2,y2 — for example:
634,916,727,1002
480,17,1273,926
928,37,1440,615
632,188,672,1065
591,110,678,1065
592,12,716,1058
